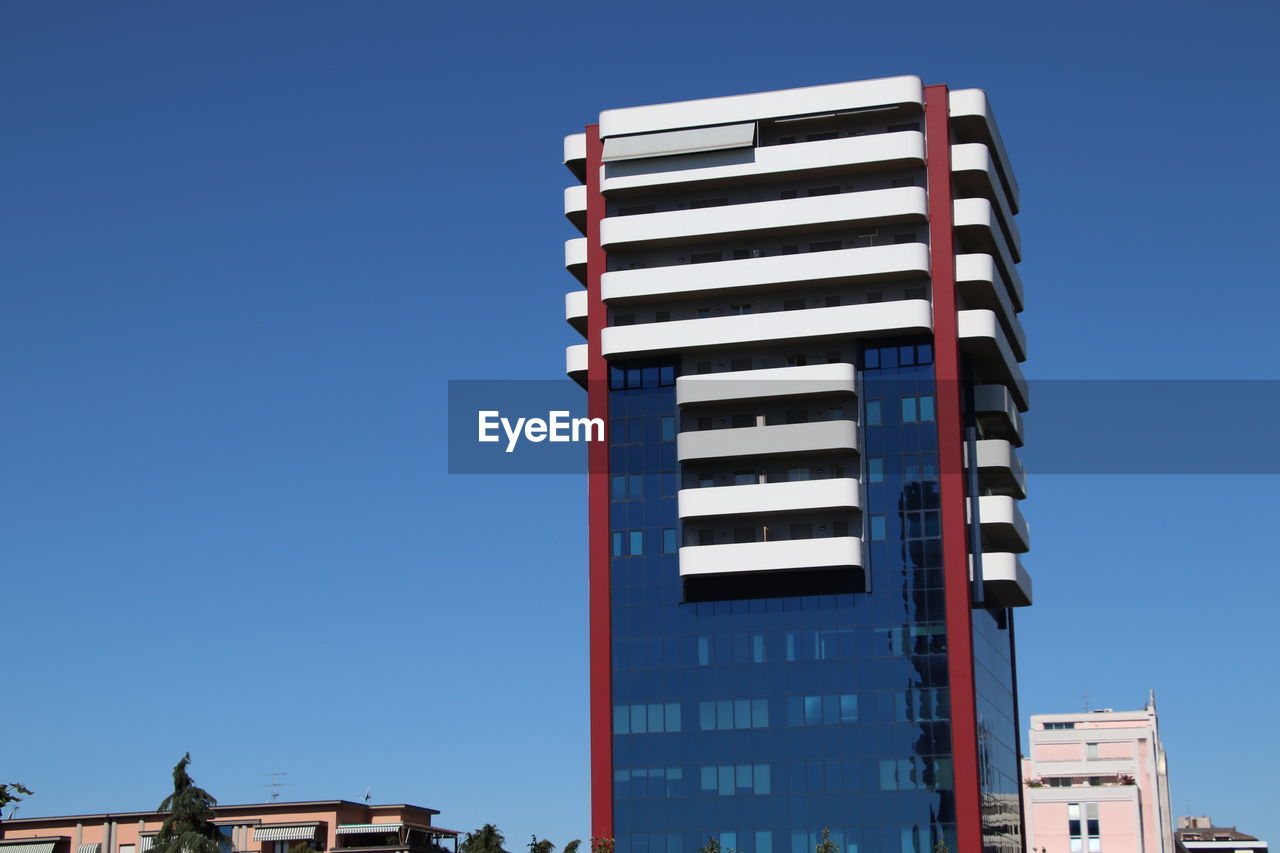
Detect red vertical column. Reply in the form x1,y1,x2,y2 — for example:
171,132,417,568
924,84,982,851
585,124,614,842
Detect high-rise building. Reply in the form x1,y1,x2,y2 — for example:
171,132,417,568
1021,695,1174,853
561,76,1031,853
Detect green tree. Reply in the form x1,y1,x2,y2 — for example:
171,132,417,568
563,841,581,853
588,838,614,853
698,839,721,853
815,829,838,853
461,826,506,853
151,754,223,853
529,837,555,853
1,782,32,810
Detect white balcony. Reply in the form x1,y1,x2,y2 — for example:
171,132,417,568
601,187,927,249
951,143,1021,259
565,237,587,285
956,253,1025,355
971,552,1032,608
601,75,924,137
678,477,861,520
973,384,1024,444
959,310,1027,410
678,419,858,462
954,196,1020,276
679,536,864,577
564,185,587,233
603,132,924,193
677,363,856,407
566,343,588,386
971,494,1030,553
565,289,587,336
603,299,932,358
967,438,1026,499
949,89,1020,213
602,243,930,303
563,132,587,182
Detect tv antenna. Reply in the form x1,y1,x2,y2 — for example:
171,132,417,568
263,772,289,801
1080,686,1097,712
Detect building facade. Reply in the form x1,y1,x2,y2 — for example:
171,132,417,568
1175,817,1268,853
0,801,458,853
1021,695,1173,853
560,76,1031,853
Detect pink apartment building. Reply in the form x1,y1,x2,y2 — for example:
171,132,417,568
0,800,459,853
1021,693,1174,853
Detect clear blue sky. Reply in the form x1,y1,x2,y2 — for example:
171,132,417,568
3,0,1278,847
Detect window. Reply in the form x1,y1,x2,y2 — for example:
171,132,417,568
691,251,722,264
781,244,798,254
733,526,756,543
870,515,887,540
610,474,645,500
788,467,810,481
825,295,841,307
619,203,656,215
866,291,883,303
786,353,807,366
655,310,670,322
697,416,712,430
609,529,647,557
731,357,753,370
894,233,917,244
867,457,885,483
663,528,678,554
660,416,676,441
905,286,928,299
613,313,635,326
790,523,812,539
891,177,915,188
783,298,805,311
696,308,712,319
806,131,838,141
690,197,728,208
810,240,842,252
1086,742,1100,760
826,351,842,363
699,529,715,545
779,189,797,199
901,395,936,422
732,413,754,428
729,303,752,315
887,122,920,132
733,471,756,485
733,248,751,259
865,400,882,425
778,135,796,144
1045,722,1076,730
807,185,840,196
785,410,807,424
1068,803,1101,853
697,361,712,373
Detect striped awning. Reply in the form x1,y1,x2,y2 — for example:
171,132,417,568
254,828,320,843
78,844,102,853
140,837,156,852
336,825,401,836
0,843,60,853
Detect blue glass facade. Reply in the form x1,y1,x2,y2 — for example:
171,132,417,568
605,337,1031,853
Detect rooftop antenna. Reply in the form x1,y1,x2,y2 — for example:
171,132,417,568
1080,686,1097,712
263,772,289,801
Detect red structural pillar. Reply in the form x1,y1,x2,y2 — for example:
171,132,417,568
924,84,983,852
584,124,614,842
